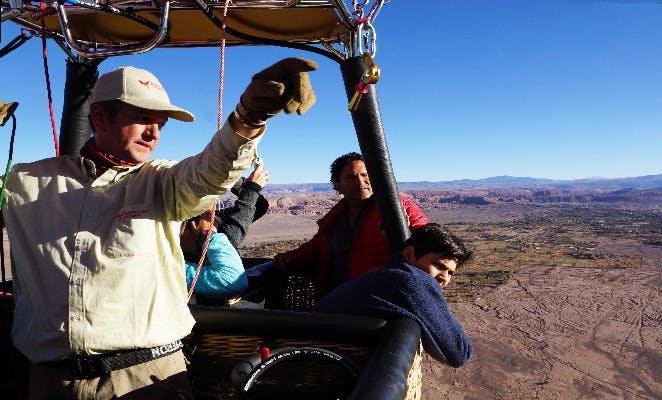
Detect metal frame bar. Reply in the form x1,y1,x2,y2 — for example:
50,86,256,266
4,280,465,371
3,0,352,58
55,0,170,58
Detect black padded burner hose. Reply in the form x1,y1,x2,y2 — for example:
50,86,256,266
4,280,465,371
340,56,410,249
59,60,100,156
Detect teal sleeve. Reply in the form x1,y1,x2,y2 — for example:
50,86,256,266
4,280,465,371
185,233,248,298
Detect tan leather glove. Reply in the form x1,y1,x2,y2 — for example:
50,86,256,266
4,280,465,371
238,58,318,125
0,101,19,127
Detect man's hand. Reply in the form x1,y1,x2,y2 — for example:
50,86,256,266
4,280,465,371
0,100,19,127
247,164,269,189
237,58,318,126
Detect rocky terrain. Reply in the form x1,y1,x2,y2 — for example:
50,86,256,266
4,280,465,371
261,174,662,194
234,186,661,222
237,190,661,400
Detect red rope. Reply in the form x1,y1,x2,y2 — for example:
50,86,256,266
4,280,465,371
186,199,218,301
39,3,60,156
190,0,231,300
217,0,233,130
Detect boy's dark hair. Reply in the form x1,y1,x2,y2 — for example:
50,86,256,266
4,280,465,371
329,152,363,184
404,223,473,266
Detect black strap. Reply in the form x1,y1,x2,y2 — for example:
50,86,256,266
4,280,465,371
42,340,184,379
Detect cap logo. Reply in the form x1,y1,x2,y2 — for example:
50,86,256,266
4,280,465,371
137,79,165,92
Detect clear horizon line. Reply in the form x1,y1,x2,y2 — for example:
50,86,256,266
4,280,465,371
265,173,662,186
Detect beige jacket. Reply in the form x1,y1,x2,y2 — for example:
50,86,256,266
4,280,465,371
2,121,261,362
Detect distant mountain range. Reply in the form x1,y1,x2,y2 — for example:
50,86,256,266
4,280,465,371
262,174,662,194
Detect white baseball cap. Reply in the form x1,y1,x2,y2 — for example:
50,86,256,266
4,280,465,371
90,66,194,122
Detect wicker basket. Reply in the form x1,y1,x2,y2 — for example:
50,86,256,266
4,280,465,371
280,274,320,312
405,342,423,400
186,333,373,399
185,271,423,400
187,331,423,400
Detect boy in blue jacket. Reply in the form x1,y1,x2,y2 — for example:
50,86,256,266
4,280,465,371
313,223,473,367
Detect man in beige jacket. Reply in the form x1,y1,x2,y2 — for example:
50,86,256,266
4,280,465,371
2,58,317,399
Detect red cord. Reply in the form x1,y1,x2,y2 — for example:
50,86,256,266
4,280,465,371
39,3,60,156
217,0,233,130
187,199,218,301
190,0,231,299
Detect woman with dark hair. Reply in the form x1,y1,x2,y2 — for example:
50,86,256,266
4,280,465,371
181,203,248,299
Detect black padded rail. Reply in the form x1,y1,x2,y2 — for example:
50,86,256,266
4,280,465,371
348,318,422,400
340,56,410,250
189,305,387,341
59,60,101,157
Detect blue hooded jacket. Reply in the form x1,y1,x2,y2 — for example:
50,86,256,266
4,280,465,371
313,254,472,367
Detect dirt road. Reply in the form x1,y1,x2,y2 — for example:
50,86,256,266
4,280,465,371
423,240,661,399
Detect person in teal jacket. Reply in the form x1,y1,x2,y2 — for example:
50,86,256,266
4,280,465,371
181,203,248,298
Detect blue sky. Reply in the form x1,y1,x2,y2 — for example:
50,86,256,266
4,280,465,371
1,0,661,184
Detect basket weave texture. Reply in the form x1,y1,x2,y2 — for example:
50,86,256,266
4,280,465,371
405,342,424,400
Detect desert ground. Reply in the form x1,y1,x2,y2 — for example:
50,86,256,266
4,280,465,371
423,245,660,400
240,203,661,400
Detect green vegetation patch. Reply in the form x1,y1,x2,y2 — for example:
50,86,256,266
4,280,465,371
239,239,307,259
444,270,512,303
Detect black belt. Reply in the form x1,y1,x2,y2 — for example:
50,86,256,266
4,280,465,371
41,340,184,379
